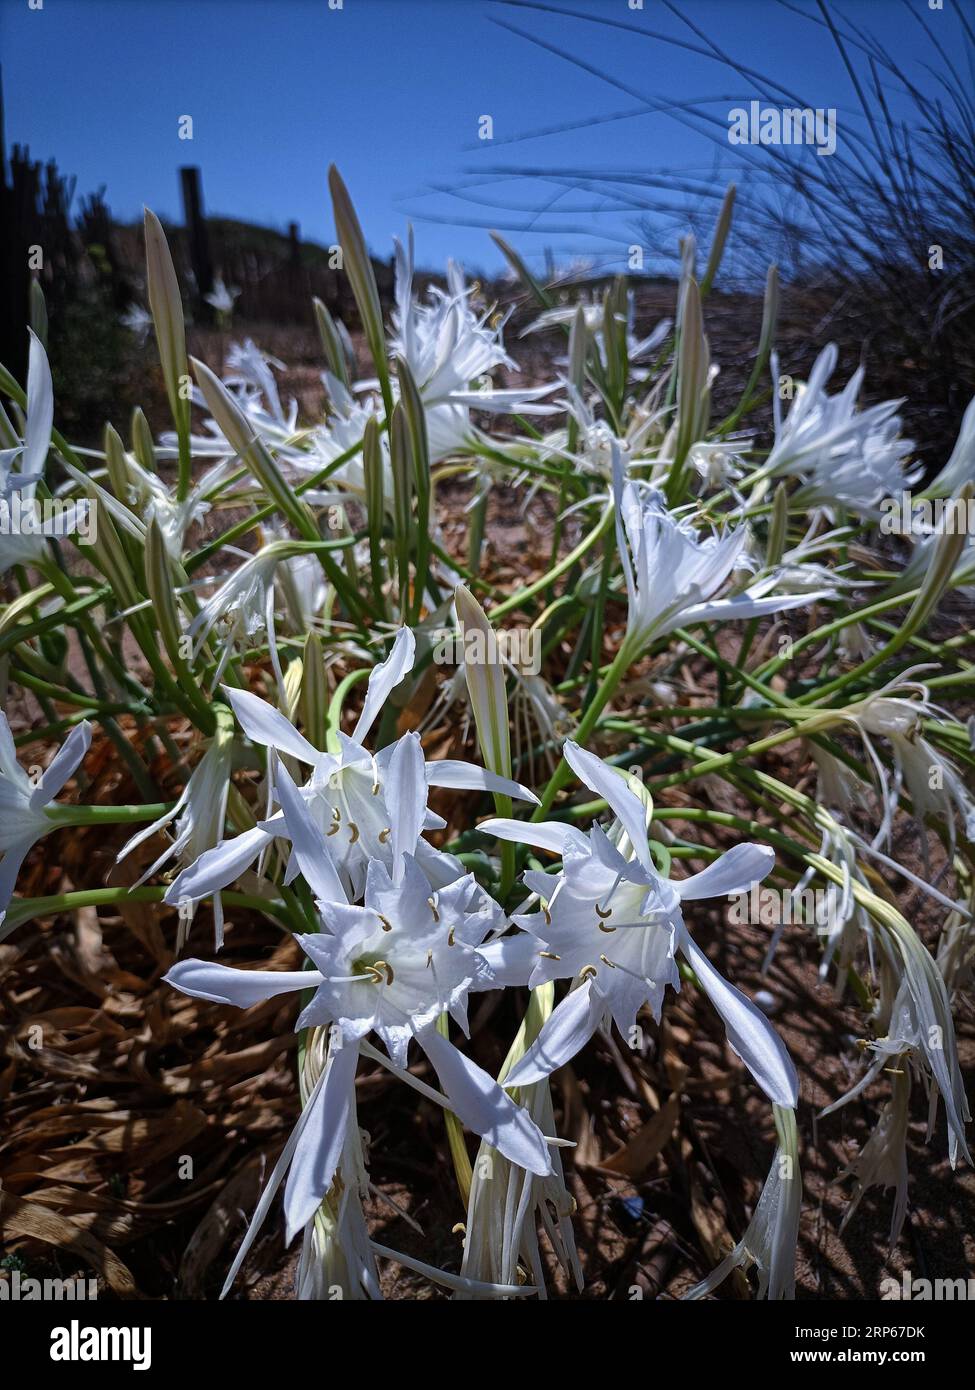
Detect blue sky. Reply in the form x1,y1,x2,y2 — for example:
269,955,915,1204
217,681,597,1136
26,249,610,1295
2,0,966,277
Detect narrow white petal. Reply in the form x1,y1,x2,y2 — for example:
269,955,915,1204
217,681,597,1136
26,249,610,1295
563,742,652,871
388,732,427,870
676,843,775,900
165,824,272,905
223,686,320,763
29,721,92,809
426,761,540,805
504,982,601,1087
420,1025,553,1176
273,757,346,903
283,1040,359,1241
679,926,798,1107
23,329,55,480
163,958,319,1007
476,932,538,989
476,817,589,857
352,627,415,744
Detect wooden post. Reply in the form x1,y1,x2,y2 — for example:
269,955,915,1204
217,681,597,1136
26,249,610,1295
179,165,214,319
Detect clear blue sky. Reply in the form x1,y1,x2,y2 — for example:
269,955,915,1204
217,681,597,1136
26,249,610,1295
2,0,967,278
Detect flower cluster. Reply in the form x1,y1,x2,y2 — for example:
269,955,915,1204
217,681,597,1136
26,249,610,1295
2,168,972,1302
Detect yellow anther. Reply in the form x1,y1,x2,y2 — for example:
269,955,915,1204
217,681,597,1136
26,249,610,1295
378,827,392,843
428,896,440,922
348,822,360,843
595,903,612,919
377,913,393,932
539,950,561,961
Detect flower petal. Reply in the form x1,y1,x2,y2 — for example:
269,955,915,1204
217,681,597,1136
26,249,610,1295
351,627,415,744
420,1025,553,1176
476,931,538,988
476,817,589,857
273,757,346,903
165,824,272,906
563,742,653,872
283,1038,359,1241
426,761,539,805
163,958,320,1007
23,329,55,480
679,926,798,1107
503,981,602,1087
29,721,91,810
675,842,775,900
388,732,427,871
223,686,320,763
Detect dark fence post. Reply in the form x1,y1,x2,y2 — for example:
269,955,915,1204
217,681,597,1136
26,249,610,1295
179,165,214,320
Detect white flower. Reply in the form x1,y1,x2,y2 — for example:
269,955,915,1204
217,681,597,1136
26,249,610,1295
613,449,830,657
204,277,240,315
0,330,54,574
764,344,919,515
482,742,799,1110
0,713,91,930
392,232,558,459
164,847,553,1251
165,628,537,913
846,678,975,861
120,303,153,341
116,711,235,948
300,373,389,501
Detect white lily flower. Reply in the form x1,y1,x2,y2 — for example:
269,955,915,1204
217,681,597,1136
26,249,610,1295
392,231,558,459
187,542,287,685
164,848,553,1245
846,678,975,862
165,628,537,913
299,372,390,503
0,712,91,930
0,330,55,574
116,711,235,948
158,341,300,465
204,277,240,315
613,448,831,659
483,742,799,1110
764,344,919,515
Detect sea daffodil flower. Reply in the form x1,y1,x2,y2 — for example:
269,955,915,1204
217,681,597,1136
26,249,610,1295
0,712,91,930
164,847,554,1243
165,628,537,916
612,449,830,661
481,741,799,1109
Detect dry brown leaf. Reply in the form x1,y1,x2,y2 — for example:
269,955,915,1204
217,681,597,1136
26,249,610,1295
0,1188,140,1297
599,1093,681,1178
